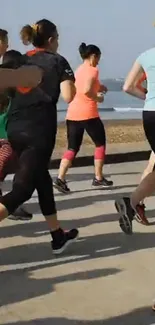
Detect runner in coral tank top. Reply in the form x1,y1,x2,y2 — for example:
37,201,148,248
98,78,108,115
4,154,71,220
66,62,100,121
54,42,113,193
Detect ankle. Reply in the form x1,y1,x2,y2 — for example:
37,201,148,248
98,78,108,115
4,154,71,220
95,175,103,181
50,228,64,240
58,176,65,182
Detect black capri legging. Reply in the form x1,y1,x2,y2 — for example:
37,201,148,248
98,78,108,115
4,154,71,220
66,117,106,152
0,132,56,216
143,111,155,153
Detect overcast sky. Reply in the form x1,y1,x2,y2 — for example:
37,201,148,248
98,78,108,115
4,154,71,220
0,0,155,77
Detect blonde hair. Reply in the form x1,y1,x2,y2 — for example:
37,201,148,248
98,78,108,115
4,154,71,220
20,24,37,45
20,19,57,48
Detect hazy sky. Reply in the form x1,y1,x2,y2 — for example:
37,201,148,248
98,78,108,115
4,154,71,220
0,0,155,77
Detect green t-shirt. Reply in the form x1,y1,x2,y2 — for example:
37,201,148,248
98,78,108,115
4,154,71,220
0,101,11,139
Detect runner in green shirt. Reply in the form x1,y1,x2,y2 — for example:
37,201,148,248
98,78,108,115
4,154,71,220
0,100,10,139
0,49,33,221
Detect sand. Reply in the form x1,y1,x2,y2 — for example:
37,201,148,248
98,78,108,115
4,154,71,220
56,119,145,149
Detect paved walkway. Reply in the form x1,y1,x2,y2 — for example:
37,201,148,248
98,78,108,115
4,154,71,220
0,161,155,325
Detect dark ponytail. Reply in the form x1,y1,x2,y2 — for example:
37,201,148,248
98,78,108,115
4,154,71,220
79,42,87,59
79,42,101,60
20,19,57,48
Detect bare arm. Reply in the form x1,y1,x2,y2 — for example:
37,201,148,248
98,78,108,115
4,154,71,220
123,61,146,100
136,72,147,94
58,56,76,103
60,80,76,103
0,66,42,89
83,76,104,103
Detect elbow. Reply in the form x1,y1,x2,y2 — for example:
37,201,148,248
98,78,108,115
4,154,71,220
64,97,74,104
83,89,91,97
123,84,133,94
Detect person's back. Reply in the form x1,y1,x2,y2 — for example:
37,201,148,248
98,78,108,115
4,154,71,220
8,50,73,138
0,18,78,256
137,48,155,109
66,62,100,121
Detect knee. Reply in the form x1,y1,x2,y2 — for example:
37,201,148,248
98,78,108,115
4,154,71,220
94,145,105,160
62,149,77,161
0,183,34,215
13,181,34,202
22,187,34,202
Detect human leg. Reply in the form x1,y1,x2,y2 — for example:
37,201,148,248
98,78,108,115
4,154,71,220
0,147,33,221
85,118,113,187
0,139,13,193
54,120,84,193
36,164,78,254
115,111,155,234
132,150,155,225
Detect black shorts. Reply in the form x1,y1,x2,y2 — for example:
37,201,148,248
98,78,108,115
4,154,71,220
143,111,155,153
66,117,106,152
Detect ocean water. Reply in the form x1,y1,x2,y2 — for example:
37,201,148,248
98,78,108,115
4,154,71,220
57,90,144,122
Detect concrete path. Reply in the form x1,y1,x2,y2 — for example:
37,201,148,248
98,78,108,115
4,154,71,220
0,161,155,325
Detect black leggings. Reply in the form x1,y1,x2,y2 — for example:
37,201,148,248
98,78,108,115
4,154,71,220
66,117,106,153
143,111,155,153
0,132,56,216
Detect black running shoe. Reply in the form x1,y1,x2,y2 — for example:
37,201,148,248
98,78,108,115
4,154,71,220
53,178,70,194
8,206,33,221
52,228,79,255
115,197,134,235
92,177,113,188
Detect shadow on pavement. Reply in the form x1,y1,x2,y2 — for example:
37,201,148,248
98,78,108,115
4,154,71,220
1,203,155,240
22,188,140,214
0,267,121,306
1,230,155,269
2,306,155,325
65,171,140,182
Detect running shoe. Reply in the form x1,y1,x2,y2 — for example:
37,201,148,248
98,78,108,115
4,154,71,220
51,228,79,254
8,206,33,221
92,177,113,188
134,203,149,225
115,197,134,235
53,178,70,194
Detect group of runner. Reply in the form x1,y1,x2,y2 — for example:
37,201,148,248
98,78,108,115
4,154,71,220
0,18,154,256
0,17,155,312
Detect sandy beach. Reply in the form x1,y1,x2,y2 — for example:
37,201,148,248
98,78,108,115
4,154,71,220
56,119,145,149
51,119,148,160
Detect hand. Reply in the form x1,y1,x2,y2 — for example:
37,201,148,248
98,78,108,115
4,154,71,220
100,84,108,94
97,92,104,103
